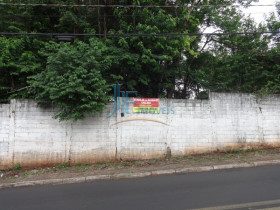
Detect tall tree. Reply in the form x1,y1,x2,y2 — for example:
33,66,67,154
1,0,279,120
30,38,111,121
0,37,40,103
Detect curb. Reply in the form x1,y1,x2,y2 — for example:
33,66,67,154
1,160,280,189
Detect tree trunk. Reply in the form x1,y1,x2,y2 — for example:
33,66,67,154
10,75,15,91
98,0,102,38
103,0,107,38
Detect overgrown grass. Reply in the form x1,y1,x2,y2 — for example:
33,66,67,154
1,147,280,180
56,163,70,169
13,163,21,171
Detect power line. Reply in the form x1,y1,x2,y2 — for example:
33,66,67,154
1,10,274,18
0,31,278,37
0,3,276,8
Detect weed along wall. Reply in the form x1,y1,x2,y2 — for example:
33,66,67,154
1,92,280,169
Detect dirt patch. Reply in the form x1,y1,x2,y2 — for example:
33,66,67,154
1,147,280,184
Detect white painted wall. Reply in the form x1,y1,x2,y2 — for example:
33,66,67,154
1,93,280,168
0,103,10,167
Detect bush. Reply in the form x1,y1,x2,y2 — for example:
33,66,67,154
13,163,22,171
30,38,112,121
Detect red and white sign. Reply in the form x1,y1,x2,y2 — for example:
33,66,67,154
133,98,159,113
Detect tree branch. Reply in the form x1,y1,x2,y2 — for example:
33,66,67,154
7,86,32,94
183,0,197,30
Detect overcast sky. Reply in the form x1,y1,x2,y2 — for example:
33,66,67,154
243,0,278,24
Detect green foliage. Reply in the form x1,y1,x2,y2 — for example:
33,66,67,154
0,0,279,120
193,12,280,95
13,163,22,171
56,162,70,169
0,37,40,102
30,38,111,121
106,0,199,97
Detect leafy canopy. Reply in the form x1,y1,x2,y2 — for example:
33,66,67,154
30,38,111,121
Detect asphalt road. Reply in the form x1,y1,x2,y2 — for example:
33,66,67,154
1,165,280,210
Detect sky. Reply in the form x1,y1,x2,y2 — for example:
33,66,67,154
203,0,278,33
242,0,278,24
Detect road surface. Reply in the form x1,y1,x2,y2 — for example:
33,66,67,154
1,165,280,209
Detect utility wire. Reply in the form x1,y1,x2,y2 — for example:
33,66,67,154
0,31,278,37
0,3,276,8
1,10,274,18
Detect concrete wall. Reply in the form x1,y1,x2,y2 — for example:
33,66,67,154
0,103,10,167
1,93,280,168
